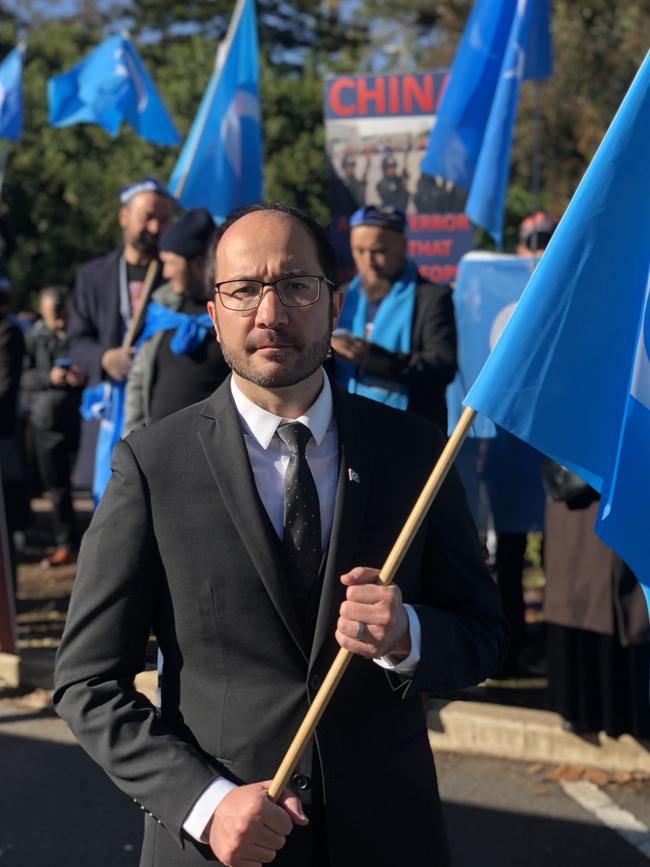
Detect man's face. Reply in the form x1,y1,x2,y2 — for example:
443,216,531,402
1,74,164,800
40,295,67,332
350,225,406,302
208,212,343,390
119,192,174,257
160,251,189,296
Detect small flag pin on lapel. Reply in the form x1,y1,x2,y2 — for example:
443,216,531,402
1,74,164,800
348,468,361,484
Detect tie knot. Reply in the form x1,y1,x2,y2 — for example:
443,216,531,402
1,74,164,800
277,421,312,456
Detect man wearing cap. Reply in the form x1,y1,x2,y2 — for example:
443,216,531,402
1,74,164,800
69,178,174,386
67,178,174,486
124,209,229,432
376,156,409,211
332,205,457,434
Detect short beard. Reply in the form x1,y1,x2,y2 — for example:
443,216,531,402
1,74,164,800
132,231,159,257
361,277,393,303
221,333,331,388
218,298,335,389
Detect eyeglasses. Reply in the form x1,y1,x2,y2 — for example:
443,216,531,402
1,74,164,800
214,275,334,311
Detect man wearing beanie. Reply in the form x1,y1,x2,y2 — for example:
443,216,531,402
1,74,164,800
124,209,230,432
332,205,457,434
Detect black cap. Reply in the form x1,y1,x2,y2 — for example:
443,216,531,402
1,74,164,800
159,209,216,259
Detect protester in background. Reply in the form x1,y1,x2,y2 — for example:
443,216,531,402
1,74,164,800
331,204,456,433
0,276,26,584
413,173,468,214
67,177,174,487
124,209,229,432
376,154,409,211
482,212,556,678
22,287,85,567
327,154,367,217
543,472,650,738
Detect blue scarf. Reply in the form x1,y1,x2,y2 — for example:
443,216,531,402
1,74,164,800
137,301,213,355
337,259,417,410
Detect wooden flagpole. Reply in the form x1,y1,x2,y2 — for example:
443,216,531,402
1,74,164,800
267,405,478,802
121,259,160,350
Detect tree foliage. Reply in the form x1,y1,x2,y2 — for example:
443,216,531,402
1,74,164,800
0,0,648,304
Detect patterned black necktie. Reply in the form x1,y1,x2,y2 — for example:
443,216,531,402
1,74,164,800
276,422,322,601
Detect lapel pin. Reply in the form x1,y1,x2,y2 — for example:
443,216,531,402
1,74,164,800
348,468,361,484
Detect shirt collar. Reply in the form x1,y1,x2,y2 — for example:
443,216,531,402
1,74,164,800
230,370,333,450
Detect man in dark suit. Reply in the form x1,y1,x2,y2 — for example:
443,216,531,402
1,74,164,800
67,178,174,487
54,203,505,867
331,205,457,433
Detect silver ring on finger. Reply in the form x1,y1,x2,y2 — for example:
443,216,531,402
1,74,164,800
355,621,365,641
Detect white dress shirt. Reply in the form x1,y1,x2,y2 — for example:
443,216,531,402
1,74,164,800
183,371,422,842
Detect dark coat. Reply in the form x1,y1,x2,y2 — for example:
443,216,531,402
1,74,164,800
334,275,457,433
22,320,81,433
0,315,24,437
544,499,649,646
54,376,505,866
67,249,125,386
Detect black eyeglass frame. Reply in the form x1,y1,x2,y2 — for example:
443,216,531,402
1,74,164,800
213,275,336,311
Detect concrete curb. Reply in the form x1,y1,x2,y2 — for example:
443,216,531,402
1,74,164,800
427,698,650,774
4,651,649,775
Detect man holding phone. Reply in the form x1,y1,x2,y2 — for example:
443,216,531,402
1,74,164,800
331,205,457,433
22,286,85,566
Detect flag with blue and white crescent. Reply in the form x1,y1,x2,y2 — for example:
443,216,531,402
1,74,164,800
464,49,650,600
168,0,263,221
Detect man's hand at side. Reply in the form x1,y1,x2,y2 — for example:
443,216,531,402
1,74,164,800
101,346,134,381
207,781,308,866
336,567,411,661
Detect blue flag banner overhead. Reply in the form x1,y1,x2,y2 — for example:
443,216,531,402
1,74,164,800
464,50,650,592
420,0,551,191
465,0,545,246
0,44,25,140
48,34,180,145
168,0,262,221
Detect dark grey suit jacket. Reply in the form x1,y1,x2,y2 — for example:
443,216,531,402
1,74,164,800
54,376,505,866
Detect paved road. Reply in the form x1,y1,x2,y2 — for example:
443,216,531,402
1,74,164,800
437,752,650,867
2,693,650,866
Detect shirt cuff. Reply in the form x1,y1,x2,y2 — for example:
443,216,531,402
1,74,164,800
182,777,239,843
373,604,421,676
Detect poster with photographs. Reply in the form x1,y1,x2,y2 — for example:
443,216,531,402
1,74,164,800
324,71,475,283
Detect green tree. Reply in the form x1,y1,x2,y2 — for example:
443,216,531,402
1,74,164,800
0,1,364,304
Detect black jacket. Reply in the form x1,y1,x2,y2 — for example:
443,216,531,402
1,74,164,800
0,315,24,437
22,320,81,432
67,249,124,385
54,376,505,866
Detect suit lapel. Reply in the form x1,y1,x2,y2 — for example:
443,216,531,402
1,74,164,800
197,381,307,661
310,384,375,669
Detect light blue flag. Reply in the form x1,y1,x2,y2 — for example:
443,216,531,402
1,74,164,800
446,251,537,438
80,381,126,505
464,50,650,593
0,44,25,141
466,0,545,246
420,0,551,191
168,0,262,221
48,34,180,145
